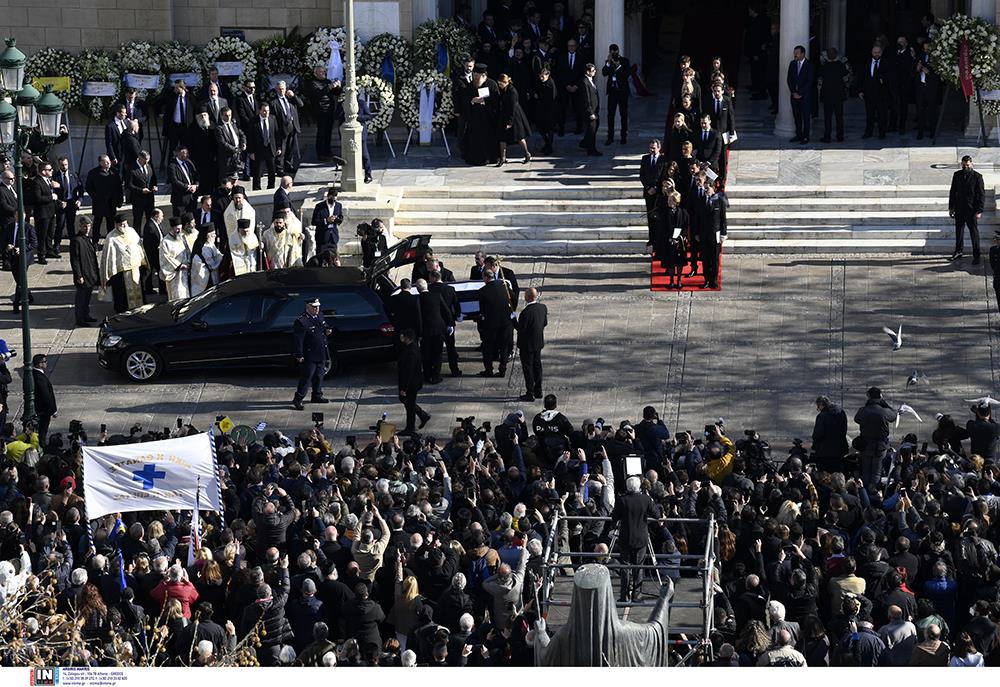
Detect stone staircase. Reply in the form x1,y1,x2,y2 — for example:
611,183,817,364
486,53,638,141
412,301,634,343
390,184,998,255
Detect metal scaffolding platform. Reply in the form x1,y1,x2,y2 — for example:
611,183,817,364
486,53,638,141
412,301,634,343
539,513,719,666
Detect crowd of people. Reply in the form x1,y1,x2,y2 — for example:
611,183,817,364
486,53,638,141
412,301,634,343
0,379,999,667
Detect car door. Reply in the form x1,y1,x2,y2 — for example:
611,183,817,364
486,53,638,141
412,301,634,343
320,287,392,357
167,295,255,366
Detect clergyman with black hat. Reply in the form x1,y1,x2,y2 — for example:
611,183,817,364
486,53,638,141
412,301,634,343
292,297,332,411
461,63,501,166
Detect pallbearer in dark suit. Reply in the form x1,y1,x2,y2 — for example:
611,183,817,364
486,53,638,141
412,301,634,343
640,140,667,238
949,155,986,264
602,44,630,145
516,287,547,402
477,268,514,377
416,278,452,384
397,328,430,434
429,269,462,377
580,63,601,155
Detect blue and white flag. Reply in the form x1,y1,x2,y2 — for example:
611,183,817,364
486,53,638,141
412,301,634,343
81,433,222,519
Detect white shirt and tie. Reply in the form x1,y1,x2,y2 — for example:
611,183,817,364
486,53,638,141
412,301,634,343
568,52,576,71
260,117,270,144
175,158,192,185
871,58,880,77
174,94,186,124
201,209,212,225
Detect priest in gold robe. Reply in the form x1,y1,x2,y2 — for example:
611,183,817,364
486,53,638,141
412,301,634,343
99,214,148,313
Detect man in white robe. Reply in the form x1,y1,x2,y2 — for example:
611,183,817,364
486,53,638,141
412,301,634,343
261,214,303,270
99,214,148,313
224,191,258,275
159,216,191,301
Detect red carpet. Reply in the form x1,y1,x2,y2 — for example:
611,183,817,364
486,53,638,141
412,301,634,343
650,248,723,292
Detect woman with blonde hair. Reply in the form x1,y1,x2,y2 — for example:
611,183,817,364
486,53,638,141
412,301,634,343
777,500,801,526
387,556,423,650
496,73,532,165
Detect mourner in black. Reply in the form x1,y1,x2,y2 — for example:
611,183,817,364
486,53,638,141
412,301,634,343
579,63,601,156
389,278,422,339
462,64,501,166
477,268,514,377
397,329,430,435
515,287,547,402
84,155,123,247
311,187,344,252
69,217,100,327
291,298,332,411
818,47,848,143
53,157,82,257
611,476,656,602
949,155,986,263
27,160,58,263
699,182,728,289
602,44,631,145
651,188,689,289
639,140,667,236
428,269,462,377
127,151,158,232
416,279,452,385
32,354,57,445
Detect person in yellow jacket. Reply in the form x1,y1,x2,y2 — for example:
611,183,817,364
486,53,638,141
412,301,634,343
704,425,736,483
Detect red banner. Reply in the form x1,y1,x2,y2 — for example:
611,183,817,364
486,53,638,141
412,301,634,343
960,36,974,99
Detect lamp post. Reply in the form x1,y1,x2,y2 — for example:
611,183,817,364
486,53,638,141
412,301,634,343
0,38,66,421
339,0,363,192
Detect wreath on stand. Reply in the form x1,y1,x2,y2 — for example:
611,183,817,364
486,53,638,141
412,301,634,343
305,27,363,72
413,19,475,72
930,14,1000,114
357,74,395,132
204,36,257,91
78,49,120,121
257,30,307,93
25,48,82,110
159,41,205,92
398,69,454,130
119,40,162,98
359,33,413,89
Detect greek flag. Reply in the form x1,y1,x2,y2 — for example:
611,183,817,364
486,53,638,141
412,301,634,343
81,433,222,519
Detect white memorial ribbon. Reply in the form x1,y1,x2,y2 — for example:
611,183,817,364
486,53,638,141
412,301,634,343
327,39,344,82
418,83,436,144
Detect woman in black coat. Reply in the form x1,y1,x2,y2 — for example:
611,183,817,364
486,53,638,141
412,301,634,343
534,68,558,156
666,112,694,165
651,186,689,288
496,73,532,165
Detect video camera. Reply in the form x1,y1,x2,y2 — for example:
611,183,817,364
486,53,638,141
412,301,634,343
735,429,773,479
456,416,492,443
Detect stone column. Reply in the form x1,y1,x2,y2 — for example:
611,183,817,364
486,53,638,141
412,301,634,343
412,0,437,29
971,0,996,23
595,0,626,93
825,0,846,53
341,0,363,192
774,0,809,138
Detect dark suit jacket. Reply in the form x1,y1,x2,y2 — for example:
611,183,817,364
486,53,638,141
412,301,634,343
161,92,195,135
429,281,460,322
248,115,280,158
786,59,814,100
27,177,57,220
705,95,736,136
419,290,451,338
0,185,18,228
271,94,302,136
84,168,123,213
694,129,722,170
949,169,986,217
310,201,343,230
494,265,519,308
859,58,889,98
54,169,83,207
915,52,941,93
478,280,513,329
167,158,199,207
390,291,422,337
126,163,158,205
69,233,100,287
516,302,547,351
601,58,631,97
273,187,295,216
639,153,668,192
611,492,654,550
233,93,259,131
819,60,848,103
397,340,423,392
120,131,142,172
555,53,585,92
215,121,245,172
118,97,147,124
105,119,126,163
32,368,57,416
5,221,36,271
579,77,600,117
199,96,229,128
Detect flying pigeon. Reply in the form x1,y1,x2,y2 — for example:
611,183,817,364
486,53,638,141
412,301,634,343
965,396,1000,407
896,404,923,427
882,324,902,351
906,370,930,388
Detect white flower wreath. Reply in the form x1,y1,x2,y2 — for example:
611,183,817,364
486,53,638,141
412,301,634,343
413,18,475,72
359,33,413,87
159,41,205,92
305,27,363,72
78,49,121,121
931,14,1000,113
119,40,162,98
25,48,82,110
357,74,395,132
398,69,454,130
203,36,257,91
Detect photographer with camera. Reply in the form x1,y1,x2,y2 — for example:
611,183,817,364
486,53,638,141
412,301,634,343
601,44,631,146
359,219,389,269
702,423,736,484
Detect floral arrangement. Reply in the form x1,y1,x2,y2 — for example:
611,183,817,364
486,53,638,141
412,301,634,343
357,74,395,132
305,27,362,72
119,40,162,97
159,41,204,91
257,30,307,89
931,14,1000,91
359,33,413,89
398,69,454,130
203,36,257,91
78,49,121,120
413,19,475,72
25,48,82,109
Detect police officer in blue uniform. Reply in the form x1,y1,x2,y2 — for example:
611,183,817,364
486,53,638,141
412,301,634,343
292,297,332,410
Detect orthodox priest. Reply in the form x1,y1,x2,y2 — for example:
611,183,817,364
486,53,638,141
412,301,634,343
224,190,258,275
262,212,303,270
159,216,192,301
462,64,501,166
99,214,147,313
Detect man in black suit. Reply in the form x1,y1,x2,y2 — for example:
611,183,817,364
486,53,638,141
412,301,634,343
195,195,223,235
579,63,601,156
117,88,147,142
555,39,584,136
860,44,889,139
200,82,228,129
515,287,547,402
818,47,848,142
141,209,164,295
786,45,814,143
233,81,259,180
706,82,735,185
0,170,17,232
889,36,916,134
201,67,231,102
602,44,631,145
27,160,58,263
168,146,199,218
271,81,302,176
127,150,157,231
389,278,422,339
3,169,36,312
915,41,940,140
273,176,296,220
311,187,343,252
428,269,462,378
215,106,245,185
478,11,499,47
949,155,986,264
31,354,57,445
416,279,451,385
477,268,513,378
105,104,128,172
248,102,280,191
120,120,142,181
53,157,82,258
640,139,667,236
469,251,486,281
84,155,122,246
610,474,656,601
162,81,194,163
69,217,99,327
694,115,721,171
397,329,429,435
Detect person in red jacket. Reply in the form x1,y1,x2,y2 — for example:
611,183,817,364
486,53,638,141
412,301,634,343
151,563,200,618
